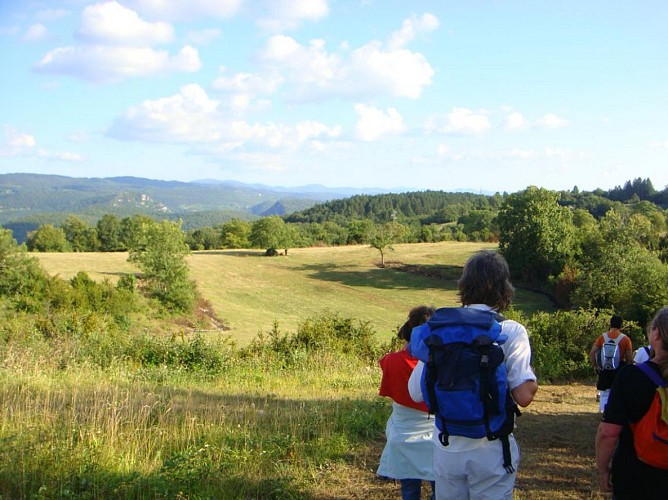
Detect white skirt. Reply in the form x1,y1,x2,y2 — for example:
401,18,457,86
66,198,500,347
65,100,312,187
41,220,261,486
377,403,434,481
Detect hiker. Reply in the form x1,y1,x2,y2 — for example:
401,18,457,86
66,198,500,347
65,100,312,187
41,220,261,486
377,305,436,500
407,250,538,500
589,315,633,412
595,306,668,498
634,326,654,364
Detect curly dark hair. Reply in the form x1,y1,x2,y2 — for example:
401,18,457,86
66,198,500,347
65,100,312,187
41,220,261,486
457,250,514,311
397,305,435,342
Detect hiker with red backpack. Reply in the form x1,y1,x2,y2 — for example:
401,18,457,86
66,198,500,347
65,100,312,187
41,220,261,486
595,306,668,498
407,250,538,499
589,315,633,412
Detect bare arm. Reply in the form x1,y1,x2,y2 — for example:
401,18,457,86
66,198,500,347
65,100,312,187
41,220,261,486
511,379,538,407
589,345,601,371
595,422,622,492
623,343,634,365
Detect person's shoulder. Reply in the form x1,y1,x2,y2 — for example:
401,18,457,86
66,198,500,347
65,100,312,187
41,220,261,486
499,318,528,336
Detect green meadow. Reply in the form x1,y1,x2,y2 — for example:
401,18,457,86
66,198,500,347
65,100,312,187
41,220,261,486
0,242,605,499
36,241,549,344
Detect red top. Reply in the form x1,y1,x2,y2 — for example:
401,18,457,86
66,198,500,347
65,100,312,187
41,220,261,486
379,348,429,412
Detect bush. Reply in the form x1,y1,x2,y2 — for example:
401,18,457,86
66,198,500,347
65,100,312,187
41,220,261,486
244,313,383,367
129,333,234,373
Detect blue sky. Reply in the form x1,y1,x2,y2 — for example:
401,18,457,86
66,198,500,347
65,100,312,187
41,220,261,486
1,0,667,194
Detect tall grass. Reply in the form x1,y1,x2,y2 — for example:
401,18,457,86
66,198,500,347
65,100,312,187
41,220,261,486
0,335,388,499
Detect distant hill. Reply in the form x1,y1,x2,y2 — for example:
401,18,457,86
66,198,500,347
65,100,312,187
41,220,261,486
0,173,390,242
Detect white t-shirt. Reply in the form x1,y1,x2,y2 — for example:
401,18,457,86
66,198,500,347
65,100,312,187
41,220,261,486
634,345,651,364
407,304,536,451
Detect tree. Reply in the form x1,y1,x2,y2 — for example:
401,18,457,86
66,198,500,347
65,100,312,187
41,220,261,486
97,214,123,252
62,215,98,251
0,228,53,307
249,216,286,254
26,224,71,252
369,221,406,267
497,187,576,284
128,220,196,312
570,209,668,325
120,214,156,250
187,226,221,250
346,219,375,245
220,219,252,249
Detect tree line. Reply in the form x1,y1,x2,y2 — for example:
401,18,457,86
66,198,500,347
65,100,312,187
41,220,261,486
17,177,668,327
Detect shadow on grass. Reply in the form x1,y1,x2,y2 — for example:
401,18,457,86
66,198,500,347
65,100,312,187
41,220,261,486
195,250,265,257
295,262,463,291
514,409,602,499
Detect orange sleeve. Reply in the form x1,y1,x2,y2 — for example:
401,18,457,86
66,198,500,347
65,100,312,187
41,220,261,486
594,335,604,348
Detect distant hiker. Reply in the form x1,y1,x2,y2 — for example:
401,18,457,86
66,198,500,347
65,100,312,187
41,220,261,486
634,326,654,364
589,315,633,412
408,250,538,500
595,306,668,498
377,305,436,500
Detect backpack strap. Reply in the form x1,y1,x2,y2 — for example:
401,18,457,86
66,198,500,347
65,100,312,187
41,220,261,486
636,362,668,388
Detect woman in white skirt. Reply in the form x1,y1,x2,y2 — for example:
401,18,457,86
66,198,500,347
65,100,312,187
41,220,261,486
377,306,435,500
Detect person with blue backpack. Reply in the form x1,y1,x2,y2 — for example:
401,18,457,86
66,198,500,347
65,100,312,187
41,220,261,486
407,250,538,500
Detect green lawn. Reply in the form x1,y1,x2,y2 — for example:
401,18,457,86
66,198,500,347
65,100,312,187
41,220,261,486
35,241,553,344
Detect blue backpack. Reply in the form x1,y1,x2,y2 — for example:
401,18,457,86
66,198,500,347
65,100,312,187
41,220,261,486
410,307,520,473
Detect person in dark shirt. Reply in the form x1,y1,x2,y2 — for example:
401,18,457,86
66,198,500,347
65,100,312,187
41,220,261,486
595,306,668,499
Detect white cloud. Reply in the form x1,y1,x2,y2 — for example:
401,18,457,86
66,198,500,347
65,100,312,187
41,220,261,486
33,1,202,82
77,1,174,46
437,144,450,157
508,148,535,159
536,113,569,128
501,147,570,160
355,103,405,141
259,32,434,101
650,139,668,149
212,70,282,95
426,108,491,135
0,126,81,161
387,13,439,50
185,28,221,45
127,0,242,21
108,84,341,151
256,0,329,31
544,147,568,158
35,44,200,82
38,150,85,162
0,126,36,156
505,111,526,130
23,24,48,42
109,84,223,142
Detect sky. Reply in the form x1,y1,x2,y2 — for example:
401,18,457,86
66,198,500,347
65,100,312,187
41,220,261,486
1,0,667,194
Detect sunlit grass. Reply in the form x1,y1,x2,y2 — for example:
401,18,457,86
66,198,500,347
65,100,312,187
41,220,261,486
36,242,510,345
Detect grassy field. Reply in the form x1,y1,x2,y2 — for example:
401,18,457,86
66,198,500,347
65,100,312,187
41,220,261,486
35,241,551,345
12,242,606,499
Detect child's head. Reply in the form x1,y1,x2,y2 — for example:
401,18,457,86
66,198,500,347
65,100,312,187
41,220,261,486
397,305,435,342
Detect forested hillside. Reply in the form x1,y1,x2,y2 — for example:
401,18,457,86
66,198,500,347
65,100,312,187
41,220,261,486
0,173,366,242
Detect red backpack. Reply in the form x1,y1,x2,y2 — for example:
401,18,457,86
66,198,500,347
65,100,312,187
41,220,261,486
631,362,668,469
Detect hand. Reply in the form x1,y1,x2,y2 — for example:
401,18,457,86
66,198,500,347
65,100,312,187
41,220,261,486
598,469,612,492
